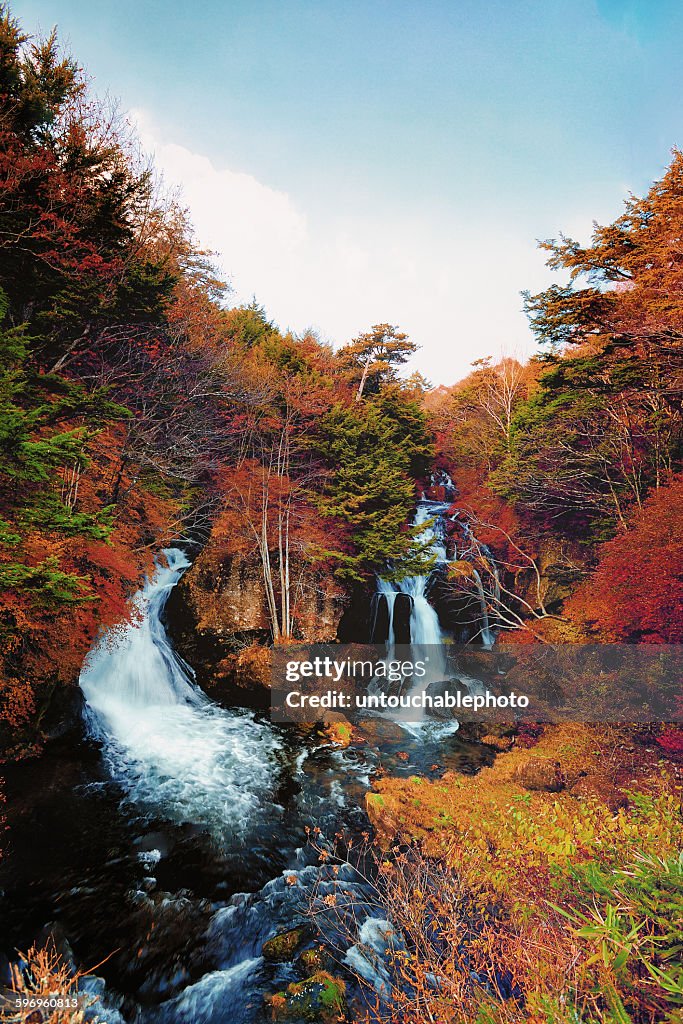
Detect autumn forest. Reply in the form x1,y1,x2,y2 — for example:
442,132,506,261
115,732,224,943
0,6,682,1024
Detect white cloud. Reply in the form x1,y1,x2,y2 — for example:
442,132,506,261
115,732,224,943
135,110,564,384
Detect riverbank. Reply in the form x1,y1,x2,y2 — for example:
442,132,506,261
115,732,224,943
360,722,683,1023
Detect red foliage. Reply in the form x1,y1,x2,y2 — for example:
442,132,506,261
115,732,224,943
515,723,545,748
655,727,683,759
567,474,683,642
0,425,179,739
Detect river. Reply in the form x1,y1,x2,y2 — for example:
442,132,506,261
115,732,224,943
0,499,494,1022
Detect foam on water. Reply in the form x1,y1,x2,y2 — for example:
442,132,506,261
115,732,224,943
79,548,282,839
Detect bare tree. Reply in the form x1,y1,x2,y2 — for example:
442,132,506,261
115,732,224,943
469,356,527,451
445,511,579,642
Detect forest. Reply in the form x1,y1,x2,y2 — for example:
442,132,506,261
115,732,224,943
0,6,682,1024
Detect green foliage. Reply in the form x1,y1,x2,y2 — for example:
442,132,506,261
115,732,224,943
0,289,119,604
477,788,683,1021
0,556,92,605
492,344,682,539
506,157,683,541
336,322,418,398
225,301,278,349
18,496,113,538
0,4,79,139
314,396,434,582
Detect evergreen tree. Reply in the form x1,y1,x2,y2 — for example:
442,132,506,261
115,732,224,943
314,398,434,582
337,323,417,400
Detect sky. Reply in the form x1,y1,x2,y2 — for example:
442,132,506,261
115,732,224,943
12,0,683,383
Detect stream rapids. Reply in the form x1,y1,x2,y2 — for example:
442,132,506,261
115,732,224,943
0,498,494,1023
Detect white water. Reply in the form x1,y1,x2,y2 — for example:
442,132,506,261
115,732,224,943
80,548,282,840
376,501,454,729
379,501,449,657
375,495,500,730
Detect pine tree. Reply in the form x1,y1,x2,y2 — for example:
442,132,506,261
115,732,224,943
314,399,434,582
337,323,417,400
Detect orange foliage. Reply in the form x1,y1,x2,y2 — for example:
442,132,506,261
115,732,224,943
567,474,683,642
0,425,180,743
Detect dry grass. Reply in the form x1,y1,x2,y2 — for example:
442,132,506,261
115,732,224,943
0,943,99,1024
309,724,683,1023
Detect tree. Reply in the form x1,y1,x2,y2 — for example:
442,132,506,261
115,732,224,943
494,154,683,539
336,323,417,401
469,356,528,451
566,474,683,642
443,509,572,642
314,398,434,583
215,381,323,642
493,345,682,537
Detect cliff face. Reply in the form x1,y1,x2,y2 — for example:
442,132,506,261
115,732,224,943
165,543,348,700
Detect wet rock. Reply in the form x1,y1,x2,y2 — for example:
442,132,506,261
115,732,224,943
39,686,86,744
353,718,406,744
337,586,374,643
393,593,412,644
262,926,311,963
513,757,564,792
296,946,332,976
320,714,353,748
265,971,347,1021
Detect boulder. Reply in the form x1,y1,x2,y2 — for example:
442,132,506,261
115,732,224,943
296,947,332,976
265,971,347,1022
262,926,311,963
38,686,86,744
513,757,564,792
320,715,353,749
570,775,628,811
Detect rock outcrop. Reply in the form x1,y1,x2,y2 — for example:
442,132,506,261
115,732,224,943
165,545,347,700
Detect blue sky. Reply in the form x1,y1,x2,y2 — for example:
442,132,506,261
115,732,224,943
12,0,683,382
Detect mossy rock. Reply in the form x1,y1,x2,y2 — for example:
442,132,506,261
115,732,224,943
320,715,353,748
262,926,310,963
296,946,332,975
265,971,347,1021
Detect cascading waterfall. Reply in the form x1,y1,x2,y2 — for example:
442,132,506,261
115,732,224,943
3,535,499,1024
373,484,500,726
76,548,381,1024
374,501,452,726
80,548,282,841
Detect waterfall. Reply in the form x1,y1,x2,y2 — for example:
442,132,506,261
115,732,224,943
374,501,452,727
80,548,282,841
81,549,205,715
379,502,449,660
372,491,501,730
376,578,398,641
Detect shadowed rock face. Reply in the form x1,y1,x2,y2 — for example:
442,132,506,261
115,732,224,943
393,593,412,643
337,587,375,643
164,547,348,699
